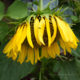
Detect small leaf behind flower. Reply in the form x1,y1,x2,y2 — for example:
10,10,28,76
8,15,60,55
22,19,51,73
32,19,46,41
6,0,28,19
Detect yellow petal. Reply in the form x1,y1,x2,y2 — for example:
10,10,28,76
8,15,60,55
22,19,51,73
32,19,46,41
55,16,79,49
6,50,17,61
3,26,23,53
26,48,34,64
55,16,69,42
34,48,40,63
58,19,79,49
34,18,41,45
52,42,60,56
26,22,34,48
65,44,71,53
11,52,17,61
47,45,56,58
38,18,45,45
64,22,79,48
17,25,27,51
59,37,72,54
59,38,66,55
17,44,27,64
45,18,52,47
41,47,48,58
51,17,57,43
67,42,77,49
65,22,79,42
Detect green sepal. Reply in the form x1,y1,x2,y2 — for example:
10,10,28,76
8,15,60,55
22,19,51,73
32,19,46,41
41,14,49,19
26,15,36,23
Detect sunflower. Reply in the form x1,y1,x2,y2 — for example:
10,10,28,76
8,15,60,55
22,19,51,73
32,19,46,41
3,15,79,64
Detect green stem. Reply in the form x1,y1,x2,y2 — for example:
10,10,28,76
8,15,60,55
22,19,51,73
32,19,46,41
39,69,42,80
39,0,43,11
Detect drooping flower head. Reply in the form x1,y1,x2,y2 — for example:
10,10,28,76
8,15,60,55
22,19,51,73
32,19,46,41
3,1,79,64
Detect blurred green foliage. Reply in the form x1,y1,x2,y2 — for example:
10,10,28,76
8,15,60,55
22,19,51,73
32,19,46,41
0,2,5,20
0,0,80,80
0,21,9,42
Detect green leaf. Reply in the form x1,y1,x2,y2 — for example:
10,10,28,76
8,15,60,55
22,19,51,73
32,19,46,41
0,21,9,42
54,61,80,80
0,1,5,20
7,0,28,19
0,52,35,80
75,58,80,69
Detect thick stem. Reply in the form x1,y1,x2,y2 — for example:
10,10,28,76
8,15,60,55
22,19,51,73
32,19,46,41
39,0,43,11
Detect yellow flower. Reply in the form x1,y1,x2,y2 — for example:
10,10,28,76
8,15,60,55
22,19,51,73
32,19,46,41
3,15,79,64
